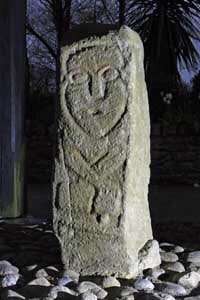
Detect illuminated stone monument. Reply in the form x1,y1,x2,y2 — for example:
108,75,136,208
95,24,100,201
53,26,157,278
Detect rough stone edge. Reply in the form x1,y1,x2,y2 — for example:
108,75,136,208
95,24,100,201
118,26,153,278
53,25,153,279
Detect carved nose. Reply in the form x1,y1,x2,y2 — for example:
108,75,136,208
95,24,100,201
89,76,104,100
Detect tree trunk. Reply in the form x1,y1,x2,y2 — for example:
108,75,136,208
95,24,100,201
119,0,126,26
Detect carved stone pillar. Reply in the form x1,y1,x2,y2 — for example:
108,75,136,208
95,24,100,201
53,26,154,278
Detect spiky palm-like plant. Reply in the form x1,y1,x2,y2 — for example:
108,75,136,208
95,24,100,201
126,0,200,89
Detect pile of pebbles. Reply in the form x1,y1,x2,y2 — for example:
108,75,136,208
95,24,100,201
1,222,200,299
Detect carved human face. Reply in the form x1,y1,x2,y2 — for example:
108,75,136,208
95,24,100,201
65,45,128,138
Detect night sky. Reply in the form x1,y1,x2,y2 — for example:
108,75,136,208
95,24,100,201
180,39,200,84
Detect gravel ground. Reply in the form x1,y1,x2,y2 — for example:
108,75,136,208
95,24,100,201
1,220,200,300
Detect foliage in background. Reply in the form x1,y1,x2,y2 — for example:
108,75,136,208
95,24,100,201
27,0,200,123
126,0,200,82
192,70,200,99
26,0,118,93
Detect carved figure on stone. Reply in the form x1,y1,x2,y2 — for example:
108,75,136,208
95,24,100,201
53,26,154,278
61,41,131,228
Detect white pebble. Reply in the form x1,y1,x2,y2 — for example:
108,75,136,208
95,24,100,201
102,276,120,288
146,267,165,279
0,261,19,276
160,252,178,263
77,281,108,299
160,243,175,248
139,240,161,271
58,276,73,286
28,277,51,286
156,282,187,297
177,271,200,289
187,251,200,264
63,269,79,282
81,292,98,300
1,273,19,287
35,268,49,278
49,285,78,297
162,262,185,273
1,289,25,299
133,278,154,291
151,292,175,300
173,246,184,253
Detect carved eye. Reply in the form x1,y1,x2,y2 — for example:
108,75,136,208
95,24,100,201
69,71,89,85
100,66,119,82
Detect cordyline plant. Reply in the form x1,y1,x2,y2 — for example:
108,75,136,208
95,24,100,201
126,0,200,82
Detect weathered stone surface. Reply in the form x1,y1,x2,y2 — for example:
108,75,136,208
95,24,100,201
62,269,79,282
77,281,107,299
48,285,78,297
187,252,200,264
160,252,178,263
35,268,49,278
53,26,153,278
133,279,154,291
27,278,51,286
173,246,184,253
101,276,121,288
81,292,98,300
135,292,175,300
0,261,19,276
145,267,165,279
161,262,185,273
159,243,184,254
0,273,20,287
155,282,187,297
119,295,135,300
139,240,161,271
1,289,25,300
57,275,73,286
177,271,200,289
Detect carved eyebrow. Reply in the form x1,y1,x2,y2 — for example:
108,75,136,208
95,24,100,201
98,65,111,74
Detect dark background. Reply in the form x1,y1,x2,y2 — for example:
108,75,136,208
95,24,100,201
26,0,200,227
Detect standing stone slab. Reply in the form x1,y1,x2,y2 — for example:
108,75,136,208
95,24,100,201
0,0,26,217
53,26,152,278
